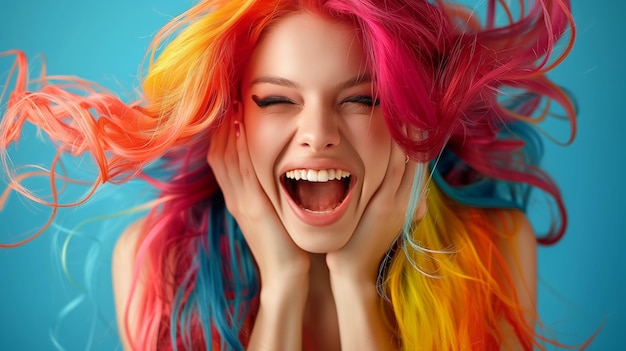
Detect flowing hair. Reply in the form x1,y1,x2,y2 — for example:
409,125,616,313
0,0,576,349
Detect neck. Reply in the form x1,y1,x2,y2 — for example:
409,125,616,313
303,253,340,351
308,253,332,297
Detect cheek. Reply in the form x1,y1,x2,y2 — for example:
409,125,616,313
345,115,393,193
349,114,393,165
244,113,287,185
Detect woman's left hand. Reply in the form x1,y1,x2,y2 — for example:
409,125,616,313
326,145,418,351
326,144,418,284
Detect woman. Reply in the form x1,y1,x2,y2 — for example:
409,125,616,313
0,0,577,350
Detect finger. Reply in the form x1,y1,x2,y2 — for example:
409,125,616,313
207,118,230,189
234,118,285,218
207,115,228,166
396,152,417,200
383,143,410,200
222,114,243,185
384,145,416,231
215,102,244,185
355,144,407,238
397,153,429,225
209,106,240,197
234,117,257,185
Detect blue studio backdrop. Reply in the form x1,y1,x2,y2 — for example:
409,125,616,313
0,1,623,350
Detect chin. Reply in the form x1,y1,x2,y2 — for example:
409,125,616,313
287,225,353,254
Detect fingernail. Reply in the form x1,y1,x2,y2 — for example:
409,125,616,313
234,120,240,138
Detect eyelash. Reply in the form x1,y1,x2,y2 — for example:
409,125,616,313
252,95,294,107
341,95,380,107
251,95,380,108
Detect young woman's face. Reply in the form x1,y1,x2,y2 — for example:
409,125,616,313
241,12,394,253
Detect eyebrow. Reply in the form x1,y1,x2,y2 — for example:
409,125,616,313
249,74,373,90
250,76,300,89
339,74,372,90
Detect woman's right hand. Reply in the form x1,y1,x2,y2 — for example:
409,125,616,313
207,103,310,284
208,103,309,350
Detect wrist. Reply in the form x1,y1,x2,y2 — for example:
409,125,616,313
326,250,385,286
257,253,311,283
250,274,308,350
329,274,378,298
329,272,397,351
260,275,309,306
327,262,379,288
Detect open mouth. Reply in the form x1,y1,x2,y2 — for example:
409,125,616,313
282,169,352,213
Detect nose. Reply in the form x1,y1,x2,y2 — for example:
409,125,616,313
295,105,340,151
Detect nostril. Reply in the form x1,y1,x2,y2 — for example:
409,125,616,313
299,141,339,151
296,119,341,150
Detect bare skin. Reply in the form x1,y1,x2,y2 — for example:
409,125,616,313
112,12,537,351
112,209,537,350
207,13,413,350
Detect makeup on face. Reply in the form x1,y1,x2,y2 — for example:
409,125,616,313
240,12,393,253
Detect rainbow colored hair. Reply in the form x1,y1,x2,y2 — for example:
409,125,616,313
0,0,577,350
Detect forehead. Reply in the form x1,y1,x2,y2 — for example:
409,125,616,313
244,12,369,86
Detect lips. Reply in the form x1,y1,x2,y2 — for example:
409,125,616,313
281,168,354,225
283,168,351,211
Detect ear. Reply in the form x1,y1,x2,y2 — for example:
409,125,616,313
206,100,243,164
231,100,243,121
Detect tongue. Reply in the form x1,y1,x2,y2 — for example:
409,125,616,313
296,180,346,212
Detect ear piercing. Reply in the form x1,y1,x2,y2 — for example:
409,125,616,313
233,120,241,138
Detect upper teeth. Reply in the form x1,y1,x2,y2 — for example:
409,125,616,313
285,169,351,182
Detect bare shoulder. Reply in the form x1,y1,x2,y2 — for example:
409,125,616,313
486,209,536,260
112,217,147,350
113,218,144,265
112,218,145,288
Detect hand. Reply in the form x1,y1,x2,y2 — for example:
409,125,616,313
207,104,310,284
326,144,418,283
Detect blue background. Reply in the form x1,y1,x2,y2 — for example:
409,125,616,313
0,1,623,350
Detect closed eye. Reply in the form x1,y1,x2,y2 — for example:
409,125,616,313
340,95,380,107
252,95,296,107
